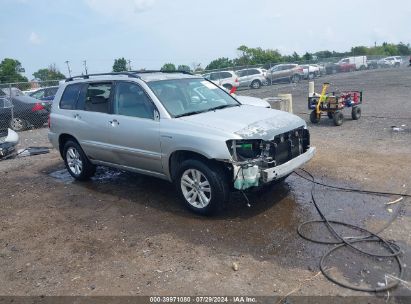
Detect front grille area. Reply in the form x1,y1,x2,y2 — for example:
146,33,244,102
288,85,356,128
270,127,310,167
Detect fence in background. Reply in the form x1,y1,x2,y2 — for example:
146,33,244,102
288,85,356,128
0,80,60,132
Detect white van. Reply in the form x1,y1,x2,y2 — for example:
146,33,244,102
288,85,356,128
338,56,368,70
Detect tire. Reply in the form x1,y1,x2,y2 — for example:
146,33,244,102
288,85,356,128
10,117,28,131
310,110,320,124
175,159,229,216
327,112,333,119
223,84,232,90
351,106,361,120
291,74,300,83
333,111,344,126
250,80,261,89
63,140,96,181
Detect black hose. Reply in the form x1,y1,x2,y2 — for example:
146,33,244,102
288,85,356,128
294,168,406,292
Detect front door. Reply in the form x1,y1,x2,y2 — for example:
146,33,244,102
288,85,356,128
107,81,162,174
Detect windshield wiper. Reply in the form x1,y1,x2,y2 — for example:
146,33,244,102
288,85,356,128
174,104,239,118
174,110,206,118
207,104,240,112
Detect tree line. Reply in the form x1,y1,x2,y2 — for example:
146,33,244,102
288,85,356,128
0,42,409,84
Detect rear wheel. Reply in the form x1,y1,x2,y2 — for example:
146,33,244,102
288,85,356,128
223,84,232,90
175,159,229,215
250,80,261,89
310,110,320,124
63,140,96,181
333,111,344,126
10,117,28,131
351,106,361,120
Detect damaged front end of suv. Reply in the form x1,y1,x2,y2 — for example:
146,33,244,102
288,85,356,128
225,122,315,190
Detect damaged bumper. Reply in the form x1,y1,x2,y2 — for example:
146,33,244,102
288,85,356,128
260,147,316,182
233,147,316,190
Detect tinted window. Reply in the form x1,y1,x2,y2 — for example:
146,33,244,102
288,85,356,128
114,82,154,119
84,83,112,113
60,84,82,110
221,72,232,79
45,87,58,97
236,70,247,77
209,73,219,81
249,69,259,75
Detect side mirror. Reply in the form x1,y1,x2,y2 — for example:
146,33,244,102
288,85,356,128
154,109,160,121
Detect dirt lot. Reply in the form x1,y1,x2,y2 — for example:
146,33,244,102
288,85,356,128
0,68,410,301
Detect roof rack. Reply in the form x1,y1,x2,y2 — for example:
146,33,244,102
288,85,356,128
65,70,194,82
65,72,140,82
130,70,194,75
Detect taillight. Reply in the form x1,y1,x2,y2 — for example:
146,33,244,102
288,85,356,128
235,78,238,82
32,102,45,112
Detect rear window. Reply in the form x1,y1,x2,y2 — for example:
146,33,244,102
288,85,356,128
60,83,82,110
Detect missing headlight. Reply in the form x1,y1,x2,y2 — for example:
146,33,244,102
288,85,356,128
226,139,262,161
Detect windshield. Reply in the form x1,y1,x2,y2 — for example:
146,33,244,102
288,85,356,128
148,78,240,118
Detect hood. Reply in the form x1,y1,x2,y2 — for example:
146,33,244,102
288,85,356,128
178,105,306,140
236,96,270,108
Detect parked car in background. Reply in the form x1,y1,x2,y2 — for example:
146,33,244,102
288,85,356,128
49,71,315,215
300,65,320,79
323,62,340,74
266,64,304,84
236,68,267,89
338,56,367,71
204,71,239,90
311,64,326,75
378,56,403,68
30,86,59,101
367,59,379,69
0,88,50,131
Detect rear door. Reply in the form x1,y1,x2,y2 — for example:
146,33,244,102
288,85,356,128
107,81,162,173
73,82,115,162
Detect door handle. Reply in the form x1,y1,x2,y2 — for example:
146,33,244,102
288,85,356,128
109,119,120,127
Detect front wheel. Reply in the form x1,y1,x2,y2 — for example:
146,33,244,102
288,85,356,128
351,106,361,120
310,110,320,124
333,111,344,126
175,159,229,215
63,140,96,181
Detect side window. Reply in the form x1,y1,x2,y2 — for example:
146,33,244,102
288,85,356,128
114,82,154,119
209,73,219,81
60,83,82,110
84,83,112,113
249,69,259,75
223,72,233,79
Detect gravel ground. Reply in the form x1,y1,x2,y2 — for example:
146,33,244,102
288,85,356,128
0,67,410,302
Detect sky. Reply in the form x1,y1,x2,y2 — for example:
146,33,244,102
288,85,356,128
0,0,410,79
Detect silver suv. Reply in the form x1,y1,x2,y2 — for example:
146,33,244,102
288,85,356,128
49,71,315,215
236,68,267,89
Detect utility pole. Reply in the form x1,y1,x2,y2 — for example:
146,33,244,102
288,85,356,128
65,60,72,77
127,59,132,71
83,60,88,75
